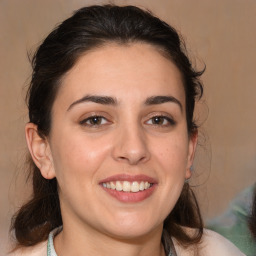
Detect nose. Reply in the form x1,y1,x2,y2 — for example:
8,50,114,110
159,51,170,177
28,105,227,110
112,124,150,165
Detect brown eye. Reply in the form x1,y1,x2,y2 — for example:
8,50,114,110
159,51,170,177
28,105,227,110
146,116,176,126
80,116,108,126
152,116,165,125
88,116,103,125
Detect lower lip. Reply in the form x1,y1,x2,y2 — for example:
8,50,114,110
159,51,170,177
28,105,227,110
101,185,156,203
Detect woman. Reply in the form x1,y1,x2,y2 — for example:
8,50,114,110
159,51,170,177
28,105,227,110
10,5,244,256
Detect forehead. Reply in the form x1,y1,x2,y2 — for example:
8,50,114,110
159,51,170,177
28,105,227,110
56,42,185,106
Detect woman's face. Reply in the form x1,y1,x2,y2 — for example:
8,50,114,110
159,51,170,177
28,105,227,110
39,43,196,239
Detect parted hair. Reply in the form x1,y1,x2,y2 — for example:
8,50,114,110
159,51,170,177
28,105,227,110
11,4,204,251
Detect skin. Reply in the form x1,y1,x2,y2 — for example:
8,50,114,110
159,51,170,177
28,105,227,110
26,43,197,256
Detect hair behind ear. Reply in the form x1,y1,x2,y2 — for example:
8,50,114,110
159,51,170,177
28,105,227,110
163,183,203,247
11,157,62,248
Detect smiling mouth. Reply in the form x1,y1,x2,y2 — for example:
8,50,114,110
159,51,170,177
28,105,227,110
102,181,153,192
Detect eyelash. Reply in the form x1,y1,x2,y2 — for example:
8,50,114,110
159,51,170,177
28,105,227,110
145,115,176,127
79,115,109,127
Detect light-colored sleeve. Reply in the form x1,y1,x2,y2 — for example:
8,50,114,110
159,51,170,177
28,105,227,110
200,229,246,256
173,228,246,256
8,241,47,256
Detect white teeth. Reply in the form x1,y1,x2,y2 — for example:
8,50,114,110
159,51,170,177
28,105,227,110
123,181,131,192
145,181,150,189
102,181,152,192
131,181,140,192
139,181,145,191
110,181,116,189
116,181,122,191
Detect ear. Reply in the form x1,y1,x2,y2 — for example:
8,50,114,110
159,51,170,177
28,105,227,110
185,130,198,179
25,123,55,179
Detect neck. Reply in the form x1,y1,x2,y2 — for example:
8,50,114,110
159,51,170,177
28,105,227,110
54,222,166,256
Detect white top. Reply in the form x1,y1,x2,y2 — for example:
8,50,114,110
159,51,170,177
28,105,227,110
9,229,246,256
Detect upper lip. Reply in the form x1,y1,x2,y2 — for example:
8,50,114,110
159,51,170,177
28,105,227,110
99,174,158,184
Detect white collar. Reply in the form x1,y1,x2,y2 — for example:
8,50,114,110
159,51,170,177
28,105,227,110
46,227,174,256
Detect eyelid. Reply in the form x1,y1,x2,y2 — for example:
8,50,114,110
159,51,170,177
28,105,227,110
79,112,112,126
144,112,176,126
79,116,108,125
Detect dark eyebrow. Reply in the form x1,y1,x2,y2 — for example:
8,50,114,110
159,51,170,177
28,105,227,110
67,95,117,111
145,96,183,111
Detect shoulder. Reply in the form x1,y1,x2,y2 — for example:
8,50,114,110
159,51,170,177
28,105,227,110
199,229,245,256
173,228,245,256
8,241,47,256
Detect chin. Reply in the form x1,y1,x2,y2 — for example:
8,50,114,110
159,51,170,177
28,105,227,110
101,216,162,240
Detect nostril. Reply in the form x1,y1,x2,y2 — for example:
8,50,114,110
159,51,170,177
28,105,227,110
117,154,148,165
112,130,150,164
118,156,127,161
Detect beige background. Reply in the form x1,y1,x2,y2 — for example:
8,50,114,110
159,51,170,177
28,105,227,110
1,0,256,254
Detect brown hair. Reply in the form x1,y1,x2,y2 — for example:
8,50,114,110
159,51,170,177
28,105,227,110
11,4,204,252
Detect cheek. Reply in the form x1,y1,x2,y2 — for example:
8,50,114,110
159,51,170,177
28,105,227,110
50,132,112,183
151,134,189,178
151,136,189,213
